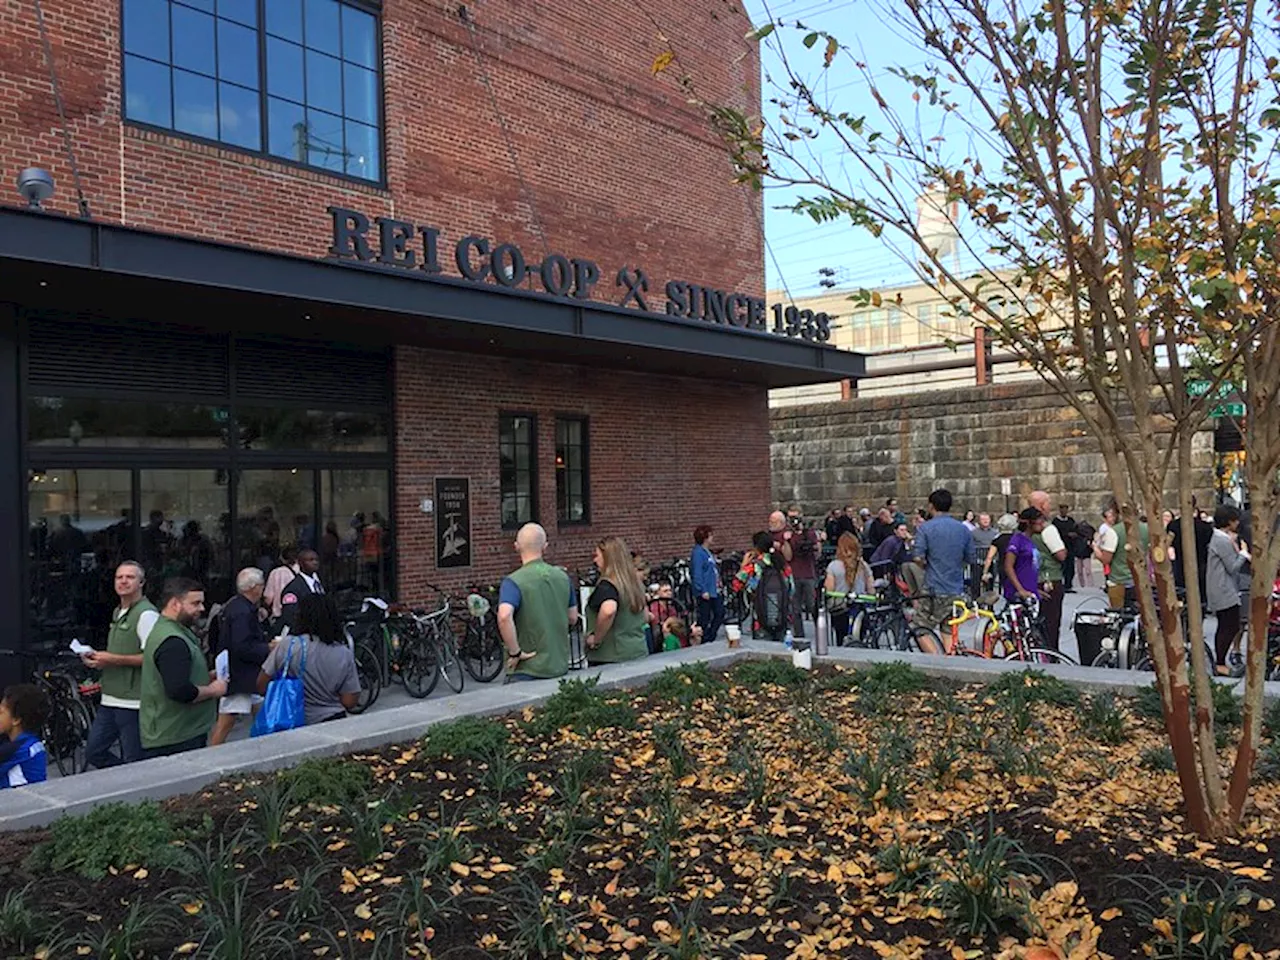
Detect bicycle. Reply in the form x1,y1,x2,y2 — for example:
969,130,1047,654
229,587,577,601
940,598,1001,657
979,595,1077,665
416,585,466,694
452,583,504,683
344,597,439,713
29,649,100,777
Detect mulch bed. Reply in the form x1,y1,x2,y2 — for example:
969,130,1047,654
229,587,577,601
0,662,1277,959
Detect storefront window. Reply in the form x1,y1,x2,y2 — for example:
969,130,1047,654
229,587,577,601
28,468,133,647
236,469,317,573
236,407,388,451
555,417,589,524
138,469,233,605
28,397,227,449
499,413,537,529
321,469,391,593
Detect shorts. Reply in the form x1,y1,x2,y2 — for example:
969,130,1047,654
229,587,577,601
218,693,264,715
916,594,959,631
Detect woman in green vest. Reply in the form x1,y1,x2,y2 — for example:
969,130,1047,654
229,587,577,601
585,537,649,664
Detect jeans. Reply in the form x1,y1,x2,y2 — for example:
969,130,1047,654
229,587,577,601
86,705,144,768
142,732,208,760
792,578,817,637
697,595,725,643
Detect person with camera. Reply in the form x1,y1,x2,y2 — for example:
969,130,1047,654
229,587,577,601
780,506,821,639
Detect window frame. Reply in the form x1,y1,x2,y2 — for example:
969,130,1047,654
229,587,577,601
118,0,387,187
498,411,538,531
554,414,590,527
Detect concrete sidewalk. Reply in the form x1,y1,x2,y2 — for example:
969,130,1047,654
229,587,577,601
3,638,1276,832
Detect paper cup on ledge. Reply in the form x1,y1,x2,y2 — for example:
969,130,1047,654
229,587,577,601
725,624,741,647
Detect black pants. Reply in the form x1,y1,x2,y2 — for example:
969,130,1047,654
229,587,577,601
1062,554,1075,590
1214,605,1241,666
830,608,851,644
1039,581,1064,652
142,732,208,760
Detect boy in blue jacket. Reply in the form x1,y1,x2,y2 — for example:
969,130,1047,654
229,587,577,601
0,684,49,788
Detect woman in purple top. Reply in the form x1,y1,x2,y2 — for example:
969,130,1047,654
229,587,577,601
1003,508,1044,602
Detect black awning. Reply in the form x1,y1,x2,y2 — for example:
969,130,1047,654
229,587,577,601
0,206,863,388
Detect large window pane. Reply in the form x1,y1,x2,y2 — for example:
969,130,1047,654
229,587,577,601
237,469,315,574
342,63,376,124
139,469,232,605
217,19,259,88
124,55,172,128
344,120,378,180
304,0,341,53
265,0,302,39
218,0,257,27
555,417,589,524
268,96,307,160
219,82,261,149
499,414,536,529
341,5,376,67
306,108,345,171
267,37,304,101
237,408,388,451
124,0,170,61
27,397,228,449
28,468,133,648
321,469,390,594
172,5,216,76
174,69,218,138
305,49,342,114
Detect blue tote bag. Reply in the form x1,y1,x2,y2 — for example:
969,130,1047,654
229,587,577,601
251,636,307,737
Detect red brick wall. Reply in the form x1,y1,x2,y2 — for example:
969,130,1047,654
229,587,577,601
0,0,764,301
395,345,771,599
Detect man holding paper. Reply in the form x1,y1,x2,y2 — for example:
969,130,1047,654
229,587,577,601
81,561,159,768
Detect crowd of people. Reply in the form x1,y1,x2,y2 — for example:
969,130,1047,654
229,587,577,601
3,489,1256,789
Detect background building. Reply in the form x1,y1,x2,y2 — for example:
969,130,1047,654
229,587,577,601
0,0,858,684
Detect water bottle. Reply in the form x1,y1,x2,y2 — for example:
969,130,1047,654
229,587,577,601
815,606,829,656
784,628,794,650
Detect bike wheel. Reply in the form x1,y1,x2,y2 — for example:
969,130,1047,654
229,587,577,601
1010,648,1078,666
1091,649,1119,669
979,621,1013,659
844,610,864,648
908,625,941,655
437,631,465,694
351,644,382,714
462,617,504,683
68,698,91,774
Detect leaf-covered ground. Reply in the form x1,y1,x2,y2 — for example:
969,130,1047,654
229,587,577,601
1,661,1278,960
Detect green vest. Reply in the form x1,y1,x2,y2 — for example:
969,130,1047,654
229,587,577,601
1107,521,1149,587
586,581,649,664
508,560,572,679
140,618,215,749
1031,533,1063,584
101,597,158,704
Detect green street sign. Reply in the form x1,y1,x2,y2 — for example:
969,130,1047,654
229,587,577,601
1187,379,1236,400
1211,402,1246,418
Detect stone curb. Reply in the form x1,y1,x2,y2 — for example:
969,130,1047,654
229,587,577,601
3,640,1275,832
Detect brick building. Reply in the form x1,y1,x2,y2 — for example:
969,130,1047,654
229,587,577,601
0,0,858,681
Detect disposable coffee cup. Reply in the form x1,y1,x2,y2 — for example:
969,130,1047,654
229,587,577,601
725,624,741,647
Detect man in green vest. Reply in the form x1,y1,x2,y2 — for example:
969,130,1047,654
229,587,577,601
81,561,159,767
497,524,578,681
1029,490,1069,652
140,577,226,758
1095,501,1151,610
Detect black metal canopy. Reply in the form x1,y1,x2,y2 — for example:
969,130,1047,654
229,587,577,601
0,206,863,388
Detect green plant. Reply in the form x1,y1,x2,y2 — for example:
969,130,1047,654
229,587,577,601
501,872,584,957
653,722,692,778
84,899,177,959
876,839,932,894
928,819,1055,938
189,875,297,960
25,801,186,879
1135,683,1165,721
730,657,810,691
989,733,1047,779
345,791,402,864
843,745,908,810
389,871,460,952
278,757,373,807
652,895,708,960
1080,692,1128,745
796,701,844,754
416,804,475,877
928,739,970,787
479,743,527,802
854,660,930,698
556,747,607,806
422,714,510,760
0,885,45,951
1134,682,1243,730
284,863,329,923
645,662,727,706
1140,745,1177,772
729,739,769,806
1264,698,1280,738
527,676,637,737
1122,875,1252,959
986,669,1079,708
249,778,294,848
175,830,246,909
1254,739,1280,784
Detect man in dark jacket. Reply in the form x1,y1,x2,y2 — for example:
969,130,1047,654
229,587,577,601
278,549,324,632
210,567,272,746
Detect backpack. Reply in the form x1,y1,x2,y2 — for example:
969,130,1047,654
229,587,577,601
754,561,791,641
202,602,227,672
1075,522,1096,559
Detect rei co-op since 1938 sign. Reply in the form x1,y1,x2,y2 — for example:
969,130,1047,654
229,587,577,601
326,206,833,342
435,478,471,570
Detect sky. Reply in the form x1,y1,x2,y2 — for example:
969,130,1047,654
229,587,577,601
739,0,953,298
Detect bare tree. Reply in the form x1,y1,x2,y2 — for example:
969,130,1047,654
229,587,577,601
667,0,1280,835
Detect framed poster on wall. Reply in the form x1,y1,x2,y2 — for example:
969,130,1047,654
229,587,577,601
435,477,471,569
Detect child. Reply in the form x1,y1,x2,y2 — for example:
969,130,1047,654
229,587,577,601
661,616,687,652
0,684,49,788
732,531,795,639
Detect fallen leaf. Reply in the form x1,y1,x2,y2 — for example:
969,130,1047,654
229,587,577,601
1101,907,1123,921
181,901,202,915
354,902,373,920
604,874,619,896
1234,866,1268,880
356,929,375,943
450,862,471,877
175,945,199,956
132,868,148,880
1258,898,1275,912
